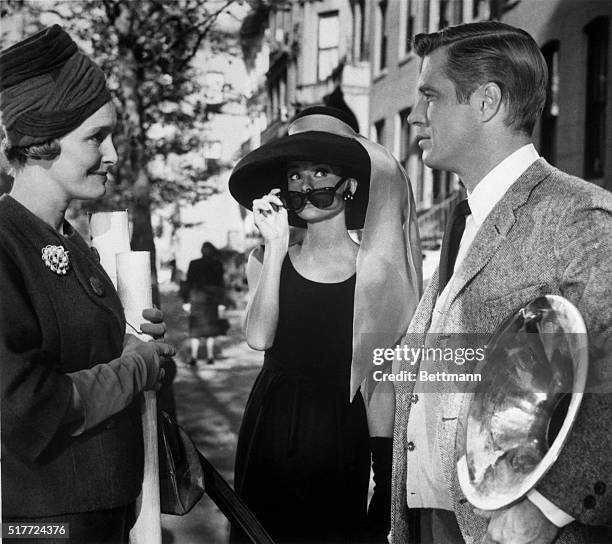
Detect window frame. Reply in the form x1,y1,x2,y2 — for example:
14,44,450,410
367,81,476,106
583,16,609,180
317,10,340,82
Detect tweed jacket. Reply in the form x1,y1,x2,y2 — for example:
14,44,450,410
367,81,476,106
390,159,612,543
0,195,143,517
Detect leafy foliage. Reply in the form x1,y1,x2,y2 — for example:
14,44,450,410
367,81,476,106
2,0,242,303
1,0,240,210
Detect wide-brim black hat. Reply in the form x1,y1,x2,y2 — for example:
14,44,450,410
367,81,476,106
229,130,371,229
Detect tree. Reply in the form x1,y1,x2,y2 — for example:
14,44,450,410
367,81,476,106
1,0,241,302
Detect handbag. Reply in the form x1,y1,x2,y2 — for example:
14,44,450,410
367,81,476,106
157,411,276,543
158,410,205,516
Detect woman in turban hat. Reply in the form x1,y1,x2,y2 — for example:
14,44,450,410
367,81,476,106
0,25,175,543
228,106,423,543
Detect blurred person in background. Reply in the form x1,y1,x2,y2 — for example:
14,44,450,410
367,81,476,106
182,241,228,366
0,25,175,543
228,106,422,543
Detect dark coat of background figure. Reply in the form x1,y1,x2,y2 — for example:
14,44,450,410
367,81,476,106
184,242,227,339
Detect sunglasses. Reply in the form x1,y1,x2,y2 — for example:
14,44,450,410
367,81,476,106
278,178,348,212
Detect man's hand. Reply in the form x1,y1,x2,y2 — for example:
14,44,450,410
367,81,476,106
477,499,559,544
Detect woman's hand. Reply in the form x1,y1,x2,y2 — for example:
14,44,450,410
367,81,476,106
243,190,288,350
68,336,176,433
252,189,289,250
139,307,167,339
122,334,175,390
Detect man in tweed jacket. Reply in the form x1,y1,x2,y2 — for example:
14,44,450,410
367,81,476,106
390,22,612,543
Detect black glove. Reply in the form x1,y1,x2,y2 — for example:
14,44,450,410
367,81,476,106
367,437,393,542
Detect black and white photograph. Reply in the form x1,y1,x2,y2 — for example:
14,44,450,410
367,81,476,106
1,1,611,543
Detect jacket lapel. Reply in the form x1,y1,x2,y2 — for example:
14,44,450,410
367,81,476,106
443,158,553,311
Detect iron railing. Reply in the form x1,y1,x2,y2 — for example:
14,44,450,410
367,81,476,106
417,191,463,248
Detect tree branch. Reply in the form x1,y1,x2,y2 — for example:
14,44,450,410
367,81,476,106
176,0,237,70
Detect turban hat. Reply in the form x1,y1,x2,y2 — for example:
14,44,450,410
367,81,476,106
0,24,111,147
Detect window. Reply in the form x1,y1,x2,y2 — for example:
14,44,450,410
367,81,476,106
541,41,560,166
584,17,609,179
318,11,340,81
374,119,385,146
432,169,453,203
377,1,388,72
439,0,463,29
351,0,366,62
453,0,464,25
267,69,287,121
399,0,416,57
279,72,287,120
422,0,430,33
439,0,450,28
399,108,426,206
399,108,411,171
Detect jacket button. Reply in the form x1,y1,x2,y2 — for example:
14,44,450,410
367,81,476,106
411,394,419,404
583,495,596,509
89,276,105,296
594,481,606,495
407,441,415,452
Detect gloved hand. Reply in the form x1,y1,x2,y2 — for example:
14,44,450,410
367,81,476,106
121,334,175,389
139,307,167,339
68,337,175,434
367,436,393,542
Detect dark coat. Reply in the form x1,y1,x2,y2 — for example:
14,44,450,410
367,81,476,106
185,257,226,337
186,257,224,294
0,195,143,517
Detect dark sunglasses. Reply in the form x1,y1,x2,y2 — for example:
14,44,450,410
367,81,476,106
278,178,348,212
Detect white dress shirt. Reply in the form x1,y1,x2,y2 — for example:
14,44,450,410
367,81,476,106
406,144,573,527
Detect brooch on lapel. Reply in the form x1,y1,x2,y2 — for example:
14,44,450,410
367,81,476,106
42,245,70,275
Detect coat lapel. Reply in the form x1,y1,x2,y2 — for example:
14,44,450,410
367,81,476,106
444,158,553,311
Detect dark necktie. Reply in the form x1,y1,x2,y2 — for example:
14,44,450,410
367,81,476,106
438,199,471,292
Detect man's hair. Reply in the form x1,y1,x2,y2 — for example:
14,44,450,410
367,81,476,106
414,21,547,135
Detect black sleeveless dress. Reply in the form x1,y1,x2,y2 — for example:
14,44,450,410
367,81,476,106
233,256,370,543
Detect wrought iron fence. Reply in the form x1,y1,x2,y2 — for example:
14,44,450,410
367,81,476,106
417,191,463,248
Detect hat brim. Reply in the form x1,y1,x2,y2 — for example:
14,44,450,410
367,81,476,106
229,131,371,229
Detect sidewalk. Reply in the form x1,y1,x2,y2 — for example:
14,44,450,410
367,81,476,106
160,287,262,544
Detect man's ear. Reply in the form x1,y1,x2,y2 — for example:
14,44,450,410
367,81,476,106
473,82,503,123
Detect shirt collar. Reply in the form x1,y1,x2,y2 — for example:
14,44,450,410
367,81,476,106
467,143,539,226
